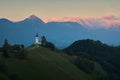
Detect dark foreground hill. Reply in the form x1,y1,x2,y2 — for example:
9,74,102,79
1,43,119,80
0,46,88,80
64,39,120,80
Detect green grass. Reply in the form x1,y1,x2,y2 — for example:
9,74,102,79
3,46,88,80
0,46,108,80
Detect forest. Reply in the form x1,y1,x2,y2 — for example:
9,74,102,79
64,39,120,80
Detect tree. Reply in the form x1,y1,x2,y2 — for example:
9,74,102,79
21,44,24,49
41,36,47,46
46,42,56,51
74,56,95,73
2,39,11,58
3,39,11,49
12,44,27,59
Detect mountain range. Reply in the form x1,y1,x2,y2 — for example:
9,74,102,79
0,15,120,48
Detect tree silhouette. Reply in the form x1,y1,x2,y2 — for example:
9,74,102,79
2,39,10,58
41,36,47,46
3,39,11,49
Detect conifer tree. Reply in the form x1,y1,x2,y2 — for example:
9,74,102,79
41,36,46,46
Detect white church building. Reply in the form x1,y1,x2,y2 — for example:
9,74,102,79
35,33,41,45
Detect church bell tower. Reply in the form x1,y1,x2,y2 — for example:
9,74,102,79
35,33,41,44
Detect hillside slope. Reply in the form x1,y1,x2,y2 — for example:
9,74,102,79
2,46,88,80
64,39,120,80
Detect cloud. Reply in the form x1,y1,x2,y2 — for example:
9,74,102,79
101,14,120,20
43,14,120,28
101,21,120,27
43,17,60,23
43,17,80,23
101,14,116,20
62,17,80,22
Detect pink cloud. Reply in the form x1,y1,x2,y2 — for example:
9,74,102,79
62,17,80,22
43,14,120,28
43,17,60,23
43,17,81,23
102,14,115,20
102,21,120,27
101,14,119,20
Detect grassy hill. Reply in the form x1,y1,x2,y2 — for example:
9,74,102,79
0,46,89,80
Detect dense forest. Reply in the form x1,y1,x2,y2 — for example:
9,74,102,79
64,39,120,80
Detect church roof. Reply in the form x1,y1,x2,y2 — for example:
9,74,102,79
36,33,39,37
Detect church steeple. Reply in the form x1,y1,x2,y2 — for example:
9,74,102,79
36,33,39,37
35,33,41,45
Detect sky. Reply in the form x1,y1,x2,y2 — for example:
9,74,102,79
0,0,120,21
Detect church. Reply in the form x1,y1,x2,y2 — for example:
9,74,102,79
35,33,47,47
35,33,41,45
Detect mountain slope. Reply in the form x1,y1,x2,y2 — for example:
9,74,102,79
0,15,120,48
3,46,88,80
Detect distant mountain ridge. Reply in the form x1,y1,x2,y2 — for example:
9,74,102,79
44,15,120,28
0,15,120,48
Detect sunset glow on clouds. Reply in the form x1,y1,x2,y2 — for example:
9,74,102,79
0,0,120,28
43,14,120,28
0,0,120,21
43,17,80,23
